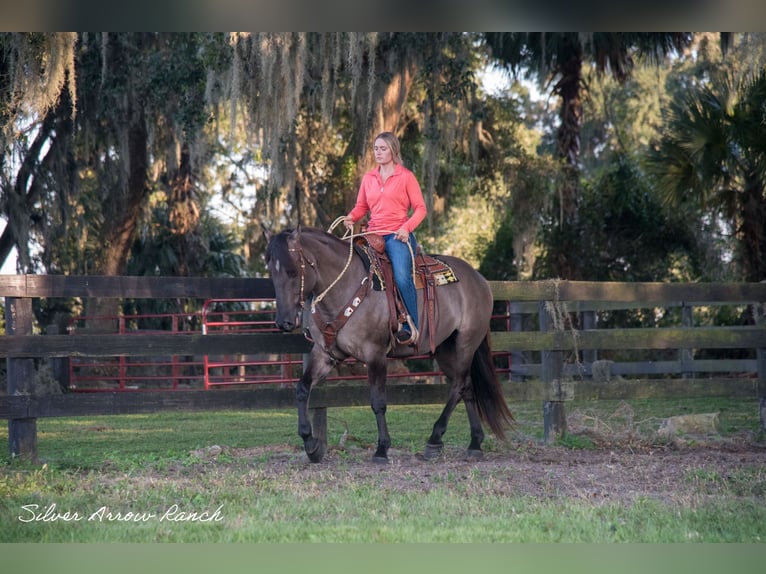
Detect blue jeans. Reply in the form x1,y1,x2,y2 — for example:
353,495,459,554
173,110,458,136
383,233,419,330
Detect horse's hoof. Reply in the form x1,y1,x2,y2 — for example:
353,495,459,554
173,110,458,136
422,443,444,460
464,448,484,460
306,440,326,463
371,444,389,464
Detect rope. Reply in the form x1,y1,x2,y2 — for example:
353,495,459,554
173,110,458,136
543,278,583,379
310,217,356,310
310,216,417,311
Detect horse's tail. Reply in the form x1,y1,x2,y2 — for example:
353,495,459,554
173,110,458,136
470,332,514,440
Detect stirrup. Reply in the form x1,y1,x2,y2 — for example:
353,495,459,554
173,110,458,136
395,316,419,346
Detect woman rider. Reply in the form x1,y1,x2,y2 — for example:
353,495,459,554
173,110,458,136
344,131,427,345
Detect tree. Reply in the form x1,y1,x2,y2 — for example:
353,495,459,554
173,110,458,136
73,33,218,277
649,66,766,282
1,33,221,278
484,32,693,278
224,33,487,235
0,33,77,271
535,153,699,282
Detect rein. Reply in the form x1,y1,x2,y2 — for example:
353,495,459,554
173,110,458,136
285,218,418,353
311,216,416,310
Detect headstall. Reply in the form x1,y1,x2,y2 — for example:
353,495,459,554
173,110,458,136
286,244,313,311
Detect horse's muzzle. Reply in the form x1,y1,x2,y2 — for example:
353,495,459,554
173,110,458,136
276,311,302,332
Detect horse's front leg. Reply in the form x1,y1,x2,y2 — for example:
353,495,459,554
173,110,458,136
297,346,337,463
368,359,391,463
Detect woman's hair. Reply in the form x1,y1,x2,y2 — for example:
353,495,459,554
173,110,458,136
374,131,403,165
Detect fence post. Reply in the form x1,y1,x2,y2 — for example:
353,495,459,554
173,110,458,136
509,301,525,381
680,302,694,378
539,301,567,443
581,310,597,379
754,303,766,434
47,324,70,392
5,297,38,461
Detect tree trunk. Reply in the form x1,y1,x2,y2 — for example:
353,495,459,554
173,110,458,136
84,103,149,325
552,40,584,280
100,112,149,276
168,142,201,276
0,105,62,270
554,43,583,222
739,176,766,282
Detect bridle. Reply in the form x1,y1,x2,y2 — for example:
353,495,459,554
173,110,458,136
288,232,357,314
286,243,314,312
284,231,373,354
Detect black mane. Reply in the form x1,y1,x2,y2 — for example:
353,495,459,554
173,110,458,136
266,227,349,273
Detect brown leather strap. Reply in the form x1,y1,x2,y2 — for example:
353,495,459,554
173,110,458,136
416,252,439,354
311,272,373,351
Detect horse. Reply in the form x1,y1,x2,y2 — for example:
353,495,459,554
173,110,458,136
265,225,513,463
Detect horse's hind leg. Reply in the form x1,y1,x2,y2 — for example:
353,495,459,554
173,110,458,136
297,346,336,463
461,385,486,458
425,375,485,460
427,338,485,460
423,384,462,460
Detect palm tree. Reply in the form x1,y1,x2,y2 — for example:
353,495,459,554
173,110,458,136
649,69,766,282
484,32,693,278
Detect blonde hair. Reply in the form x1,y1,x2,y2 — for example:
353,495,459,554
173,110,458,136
374,131,403,165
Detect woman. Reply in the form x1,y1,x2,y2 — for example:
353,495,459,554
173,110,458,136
344,131,427,345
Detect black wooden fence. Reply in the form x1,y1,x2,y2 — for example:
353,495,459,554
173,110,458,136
2,275,765,460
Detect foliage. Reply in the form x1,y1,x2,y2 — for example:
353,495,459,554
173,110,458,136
121,194,247,321
649,63,766,281
484,33,694,278
0,33,76,145
534,154,699,282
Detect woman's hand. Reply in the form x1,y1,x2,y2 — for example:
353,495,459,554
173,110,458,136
343,216,355,231
395,227,409,242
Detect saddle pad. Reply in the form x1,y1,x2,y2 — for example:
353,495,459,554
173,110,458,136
414,255,459,289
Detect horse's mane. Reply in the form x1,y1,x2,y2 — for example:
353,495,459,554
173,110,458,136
265,227,347,273
300,227,348,249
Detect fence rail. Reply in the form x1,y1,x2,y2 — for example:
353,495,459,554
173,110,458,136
2,274,766,459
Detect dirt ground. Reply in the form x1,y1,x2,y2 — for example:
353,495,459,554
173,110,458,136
209,430,766,506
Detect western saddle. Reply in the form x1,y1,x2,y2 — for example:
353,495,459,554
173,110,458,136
354,234,458,352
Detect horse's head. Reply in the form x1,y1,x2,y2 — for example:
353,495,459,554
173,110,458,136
265,227,315,332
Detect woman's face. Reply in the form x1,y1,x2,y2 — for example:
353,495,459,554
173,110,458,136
373,138,393,166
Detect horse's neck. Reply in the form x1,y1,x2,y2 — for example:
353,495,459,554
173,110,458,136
305,235,364,309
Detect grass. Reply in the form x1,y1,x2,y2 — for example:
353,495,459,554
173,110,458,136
1,396,764,542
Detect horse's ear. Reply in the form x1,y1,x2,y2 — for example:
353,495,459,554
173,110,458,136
261,222,272,243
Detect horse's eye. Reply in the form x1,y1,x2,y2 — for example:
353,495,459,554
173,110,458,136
287,270,297,278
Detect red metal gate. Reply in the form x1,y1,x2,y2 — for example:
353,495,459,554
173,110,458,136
68,312,205,391
68,299,512,392
201,299,302,388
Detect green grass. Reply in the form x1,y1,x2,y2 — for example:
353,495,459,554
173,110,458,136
1,396,764,542
2,460,764,543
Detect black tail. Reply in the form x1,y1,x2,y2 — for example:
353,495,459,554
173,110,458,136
470,333,514,440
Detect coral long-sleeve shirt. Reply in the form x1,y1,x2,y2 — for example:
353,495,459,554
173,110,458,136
348,164,427,234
